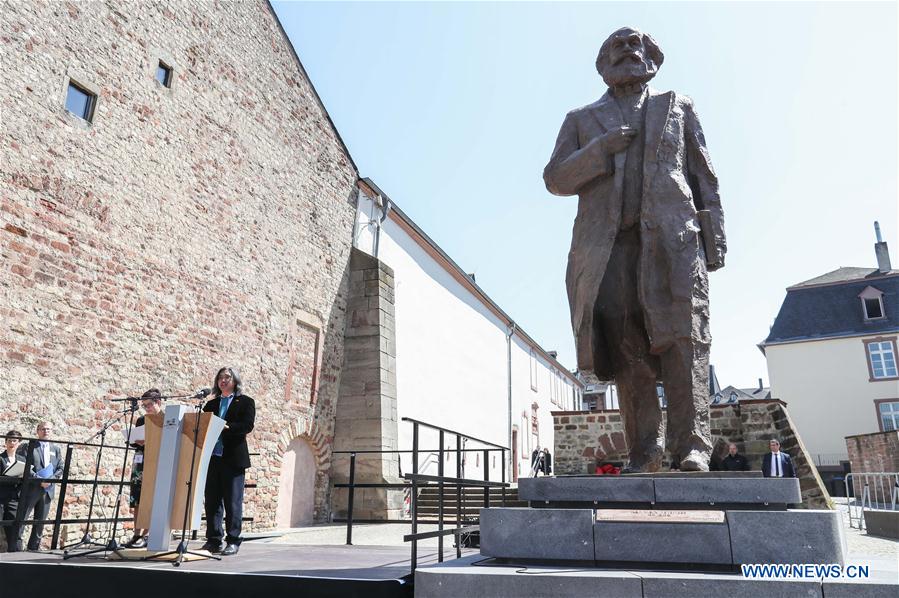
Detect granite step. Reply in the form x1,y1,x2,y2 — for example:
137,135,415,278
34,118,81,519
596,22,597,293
520,475,801,506
479,507,846,566
415,554,899,598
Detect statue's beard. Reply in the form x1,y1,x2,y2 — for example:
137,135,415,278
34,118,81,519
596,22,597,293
601,56,658,89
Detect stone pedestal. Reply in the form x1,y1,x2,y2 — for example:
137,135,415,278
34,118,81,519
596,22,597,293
484,475,844,567
415,476,895,597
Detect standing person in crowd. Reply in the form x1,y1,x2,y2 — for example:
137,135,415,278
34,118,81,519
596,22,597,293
123,389,163,549
17,421,63,551
201,367,255,556
1,430,25,551
762,438,796,478
531,447,553,477
721,442,750,471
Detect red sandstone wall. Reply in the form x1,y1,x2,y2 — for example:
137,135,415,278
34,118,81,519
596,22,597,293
846,431,899,474
553,400,831,508
0,0,357,543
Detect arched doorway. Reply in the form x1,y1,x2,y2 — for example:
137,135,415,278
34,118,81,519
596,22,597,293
276,436,316,528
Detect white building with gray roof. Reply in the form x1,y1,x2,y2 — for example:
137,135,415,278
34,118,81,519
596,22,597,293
760,224,899,465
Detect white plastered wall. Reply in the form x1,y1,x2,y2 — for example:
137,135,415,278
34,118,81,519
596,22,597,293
353,190,580,482
766,335,899,460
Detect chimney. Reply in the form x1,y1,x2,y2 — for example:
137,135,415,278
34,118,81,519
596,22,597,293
874,221,892,273
548,350,558,359
758,378,764,392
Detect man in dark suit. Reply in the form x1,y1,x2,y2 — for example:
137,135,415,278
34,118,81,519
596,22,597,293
17,421,63,551
201,367,255,556
762,439,796,478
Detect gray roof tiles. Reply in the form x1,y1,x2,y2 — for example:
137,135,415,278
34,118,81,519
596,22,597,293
765,270,899,345
790,267,899,289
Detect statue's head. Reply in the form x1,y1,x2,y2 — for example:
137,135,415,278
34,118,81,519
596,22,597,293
596,27,664,88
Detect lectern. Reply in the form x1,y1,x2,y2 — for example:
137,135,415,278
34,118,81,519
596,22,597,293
137,404,225,551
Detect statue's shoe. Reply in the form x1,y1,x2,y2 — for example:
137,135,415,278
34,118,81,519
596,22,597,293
622,447,664,473
679,450,710,472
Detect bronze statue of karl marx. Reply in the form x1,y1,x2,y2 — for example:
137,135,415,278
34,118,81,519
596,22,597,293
544,27,727,472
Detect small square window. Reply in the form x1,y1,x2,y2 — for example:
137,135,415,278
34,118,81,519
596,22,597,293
866,340,898,379
878,401,899,431
864,297,884,319
156,61,173,88
65,81,96,122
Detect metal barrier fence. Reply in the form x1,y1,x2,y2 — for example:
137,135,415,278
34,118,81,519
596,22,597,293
0,433,135,549
844,472,899,530
332,417,509,573
0,433,256,549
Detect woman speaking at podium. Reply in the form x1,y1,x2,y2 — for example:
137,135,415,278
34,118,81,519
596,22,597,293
200,367,256,556
124,389,163,549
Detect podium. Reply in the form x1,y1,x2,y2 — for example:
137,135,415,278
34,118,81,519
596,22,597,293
136,404,226,551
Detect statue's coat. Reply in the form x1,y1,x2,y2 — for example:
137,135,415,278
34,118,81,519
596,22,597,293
544,88,726,379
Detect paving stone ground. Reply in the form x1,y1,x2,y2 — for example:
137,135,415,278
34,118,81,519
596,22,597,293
834,499,899,558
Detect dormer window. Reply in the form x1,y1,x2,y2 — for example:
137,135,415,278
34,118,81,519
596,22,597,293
859,286,885,320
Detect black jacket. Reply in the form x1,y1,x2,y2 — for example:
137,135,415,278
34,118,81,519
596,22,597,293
721,453,750,471
762,452,796,478
203,394,255,470
0,451,26,502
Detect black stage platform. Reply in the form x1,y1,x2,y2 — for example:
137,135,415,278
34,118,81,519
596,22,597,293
0,542,463,598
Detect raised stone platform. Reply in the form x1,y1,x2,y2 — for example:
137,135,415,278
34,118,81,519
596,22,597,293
481,506,846,566
480,507,594,561
442,475,889,597
520,474,801,507
415,554,899,598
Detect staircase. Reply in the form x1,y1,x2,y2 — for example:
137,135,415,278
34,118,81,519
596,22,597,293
415,485,526,523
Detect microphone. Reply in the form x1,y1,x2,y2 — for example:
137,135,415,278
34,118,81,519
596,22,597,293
192,388,212,399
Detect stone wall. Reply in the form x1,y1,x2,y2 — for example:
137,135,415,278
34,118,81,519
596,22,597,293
846,431,899,474
0,0,357,547
553,399,831,508
331,249,403,520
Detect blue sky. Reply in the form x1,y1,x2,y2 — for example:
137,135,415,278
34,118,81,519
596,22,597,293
272,1,897,388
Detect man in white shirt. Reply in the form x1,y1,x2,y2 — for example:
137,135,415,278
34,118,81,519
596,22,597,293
762,438,796,478
16,421,63,551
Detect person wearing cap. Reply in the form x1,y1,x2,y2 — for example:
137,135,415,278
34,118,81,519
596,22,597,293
123,389,164,549
200,367,255,556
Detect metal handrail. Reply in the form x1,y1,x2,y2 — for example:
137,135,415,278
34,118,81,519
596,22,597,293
404,418,509,573
333,418,509,572
331,448,507,454
401,417,508,450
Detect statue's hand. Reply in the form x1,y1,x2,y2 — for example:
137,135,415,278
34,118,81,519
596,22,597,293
599,126,637,154
707,257,725,272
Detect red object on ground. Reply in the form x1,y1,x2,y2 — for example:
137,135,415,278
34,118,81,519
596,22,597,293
594,463,621,475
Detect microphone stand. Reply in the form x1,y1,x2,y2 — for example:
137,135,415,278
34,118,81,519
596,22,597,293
62,407,134,556
104,396,141,559
145,391,219,566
